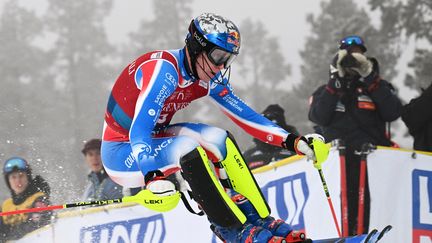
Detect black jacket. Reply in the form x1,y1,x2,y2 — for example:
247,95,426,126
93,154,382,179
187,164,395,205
309,76,402,150
401,83,432,152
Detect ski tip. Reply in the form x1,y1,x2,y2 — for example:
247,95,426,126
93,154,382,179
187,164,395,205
364,229,378,243
377,225,392,241
382,225,392,231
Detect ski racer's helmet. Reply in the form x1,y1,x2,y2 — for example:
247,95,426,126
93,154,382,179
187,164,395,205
338,35,367,52
3,156,32,190
185,13,241,78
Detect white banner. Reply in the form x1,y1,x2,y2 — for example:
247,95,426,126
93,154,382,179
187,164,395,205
15,147,432,243
253,147,341,240
367,148,432,243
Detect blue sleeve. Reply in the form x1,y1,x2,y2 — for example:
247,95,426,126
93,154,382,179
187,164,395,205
209,83,288,146
129,59,179,162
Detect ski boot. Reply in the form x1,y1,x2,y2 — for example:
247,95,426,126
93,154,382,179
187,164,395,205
211,223,287,243
285,230,312,243
256,217,311,242
234,196,311,242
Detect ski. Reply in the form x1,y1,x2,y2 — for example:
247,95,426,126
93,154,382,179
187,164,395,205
363,229,379,242
312,225,392,243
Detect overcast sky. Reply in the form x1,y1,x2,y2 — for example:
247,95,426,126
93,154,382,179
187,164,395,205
107,0,321,87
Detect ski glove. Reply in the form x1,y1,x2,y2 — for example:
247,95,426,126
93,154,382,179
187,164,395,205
283,133,325,161
349,52,373,77
335,49,349,78
147,179,177,197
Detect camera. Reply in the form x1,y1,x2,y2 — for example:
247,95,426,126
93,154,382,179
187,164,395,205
339,52,360,68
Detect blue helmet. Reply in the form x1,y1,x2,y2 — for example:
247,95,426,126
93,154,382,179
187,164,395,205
193,13,241,54
186,13,241,71
3,157,30,175
3,157,32,190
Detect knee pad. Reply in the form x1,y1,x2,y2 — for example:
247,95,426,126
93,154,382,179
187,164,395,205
219,132,270,219
180,146,246,228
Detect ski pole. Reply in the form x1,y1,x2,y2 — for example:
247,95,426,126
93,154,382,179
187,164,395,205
0,189,181,217
312,139,342,238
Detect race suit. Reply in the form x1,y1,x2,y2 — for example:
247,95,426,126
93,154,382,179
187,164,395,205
101,48,290,188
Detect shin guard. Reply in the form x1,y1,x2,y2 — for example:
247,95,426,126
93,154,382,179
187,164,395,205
180,147,246,228
220,133,271,218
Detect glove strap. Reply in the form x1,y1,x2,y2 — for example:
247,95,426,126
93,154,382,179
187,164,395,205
282,133,297,152
294,136,309,156
283,134,308,155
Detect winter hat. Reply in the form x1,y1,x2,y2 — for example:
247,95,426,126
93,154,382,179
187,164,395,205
82,139,102,155
262,104,286,126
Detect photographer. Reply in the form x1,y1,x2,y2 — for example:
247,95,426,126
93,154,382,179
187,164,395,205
308,35,402,235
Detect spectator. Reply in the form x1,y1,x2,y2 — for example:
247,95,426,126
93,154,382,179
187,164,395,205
244,104,299,169
308,35,402,235
0,157,51,241
401,82,432,152
81,139,123,201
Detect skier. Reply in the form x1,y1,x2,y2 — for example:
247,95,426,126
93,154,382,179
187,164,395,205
101,13,321,243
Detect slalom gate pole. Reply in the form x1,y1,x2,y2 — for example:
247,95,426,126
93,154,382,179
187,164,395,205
336,139,349,237
357,143,374,235
0,189,181,217
312,139,342,238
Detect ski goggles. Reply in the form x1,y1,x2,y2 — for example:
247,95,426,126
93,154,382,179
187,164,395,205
339,35,367,52
340,36,364,46
3,157,29,173
207,47,237,69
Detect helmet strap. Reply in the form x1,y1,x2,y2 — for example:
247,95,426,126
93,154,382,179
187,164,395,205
184,40,199,81
185,20,208,81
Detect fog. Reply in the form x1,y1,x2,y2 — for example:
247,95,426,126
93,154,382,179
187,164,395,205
0,0,429,204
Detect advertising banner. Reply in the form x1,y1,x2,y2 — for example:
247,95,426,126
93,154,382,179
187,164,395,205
367,148,432,243
15,147,432,243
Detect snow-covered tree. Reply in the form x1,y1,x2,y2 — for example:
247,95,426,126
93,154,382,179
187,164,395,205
45,0,115,200
0,1,54,201
235,18,291,110
123,0,193,60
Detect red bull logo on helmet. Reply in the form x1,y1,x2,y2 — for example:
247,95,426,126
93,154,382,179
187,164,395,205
227,31,240,47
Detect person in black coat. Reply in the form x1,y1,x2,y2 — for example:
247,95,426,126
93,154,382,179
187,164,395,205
308,35,402,236
244,104,299,169
401,82,432,152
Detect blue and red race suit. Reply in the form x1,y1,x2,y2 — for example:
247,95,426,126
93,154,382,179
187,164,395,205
101,48,291,188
